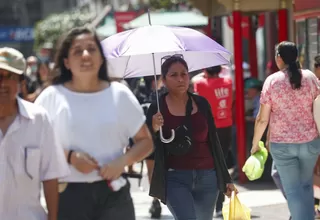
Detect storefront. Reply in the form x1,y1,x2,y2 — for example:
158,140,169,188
294,0,320,69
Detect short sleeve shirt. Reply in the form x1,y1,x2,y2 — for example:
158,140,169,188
35,82,146,183
0,98,69,220
260,69,320,143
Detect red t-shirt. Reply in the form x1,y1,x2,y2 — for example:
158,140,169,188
194,77,233,128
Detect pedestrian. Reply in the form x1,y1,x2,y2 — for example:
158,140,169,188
146,55,236,220
251,41,320,220
35,26,153,220
23,60,52,102
0,47,69,219
192,65,234,217
313,54,320,219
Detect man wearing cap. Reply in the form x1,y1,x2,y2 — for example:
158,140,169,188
0,47,69,220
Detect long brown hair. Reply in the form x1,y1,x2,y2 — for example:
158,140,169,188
52,26,109,84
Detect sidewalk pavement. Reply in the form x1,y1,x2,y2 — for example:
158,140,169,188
129,163,290,220
132,187,290,220
40,162,290,219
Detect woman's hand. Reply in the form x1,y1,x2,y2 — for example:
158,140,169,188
224,183,238,198
152,112,164,132
70,152,99,174
100,158,126,180
250,143,260,155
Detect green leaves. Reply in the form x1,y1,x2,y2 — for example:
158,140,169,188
149,0,174,9
149,0,190,10
34,9,96,51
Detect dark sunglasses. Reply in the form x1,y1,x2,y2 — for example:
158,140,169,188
315,63,320,68
161,54,184,64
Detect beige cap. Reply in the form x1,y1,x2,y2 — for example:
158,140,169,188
0,47,26,75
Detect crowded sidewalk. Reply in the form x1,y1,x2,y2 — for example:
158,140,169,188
40,164,290,220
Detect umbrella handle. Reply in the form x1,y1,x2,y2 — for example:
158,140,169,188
159,127,175,143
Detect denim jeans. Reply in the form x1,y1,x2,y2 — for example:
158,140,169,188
166,169,219,220
271,162,286,199
270,139,320,220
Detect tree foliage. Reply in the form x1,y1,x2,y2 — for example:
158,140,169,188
149,0,190,10
149,0,174,9
34,9,96,51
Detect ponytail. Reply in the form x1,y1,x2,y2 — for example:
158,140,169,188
288,61,302,90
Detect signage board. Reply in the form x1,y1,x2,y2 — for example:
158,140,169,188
0,27,34,42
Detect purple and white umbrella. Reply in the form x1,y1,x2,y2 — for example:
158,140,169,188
102,25,231,78
101,16,231,143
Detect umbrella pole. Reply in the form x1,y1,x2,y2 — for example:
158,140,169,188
148,9,160,112
148,8,175,144
151,53,175,144
151,53,160,112
148,9,152,25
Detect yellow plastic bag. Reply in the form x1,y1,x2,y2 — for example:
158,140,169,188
222,191,251,220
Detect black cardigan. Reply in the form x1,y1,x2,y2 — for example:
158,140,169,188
146,93,233,204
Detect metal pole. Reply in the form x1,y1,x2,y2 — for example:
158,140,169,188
278,0,289,42
248,15,258,78
233,0,247,184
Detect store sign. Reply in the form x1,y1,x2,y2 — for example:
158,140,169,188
0,27,34,42
114,11,138,33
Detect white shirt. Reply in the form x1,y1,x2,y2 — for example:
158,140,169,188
35,82,146,183
0,98,70,220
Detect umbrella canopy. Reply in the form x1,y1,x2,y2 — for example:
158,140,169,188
101,25,232,78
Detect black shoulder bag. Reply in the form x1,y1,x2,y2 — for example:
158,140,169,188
161,94,193,156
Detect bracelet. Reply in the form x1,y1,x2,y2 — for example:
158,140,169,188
67,150,74,164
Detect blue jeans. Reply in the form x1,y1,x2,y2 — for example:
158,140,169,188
271,162,287,199
166,169,219,220
270,139,320,220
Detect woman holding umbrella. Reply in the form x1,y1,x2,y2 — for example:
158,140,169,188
35,26,153,220
146,55,235,220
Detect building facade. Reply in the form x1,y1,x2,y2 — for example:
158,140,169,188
294,0,320,69
0,0,80,56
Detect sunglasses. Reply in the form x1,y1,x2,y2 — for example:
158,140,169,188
161,54,184,64
315,63,320,68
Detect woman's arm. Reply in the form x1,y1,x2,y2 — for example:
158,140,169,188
251,104,271,154
119,124,153,166
99,124,153,180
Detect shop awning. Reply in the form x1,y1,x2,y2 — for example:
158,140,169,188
123,11,208,29
189,0,288,16
96,16,117,38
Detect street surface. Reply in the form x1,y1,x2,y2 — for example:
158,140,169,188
41,163,290,220
130,172,290,220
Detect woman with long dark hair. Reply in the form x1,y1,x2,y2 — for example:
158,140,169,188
35,26,153,220
146,55,235,220
24,60,52,102
251,41,320,220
